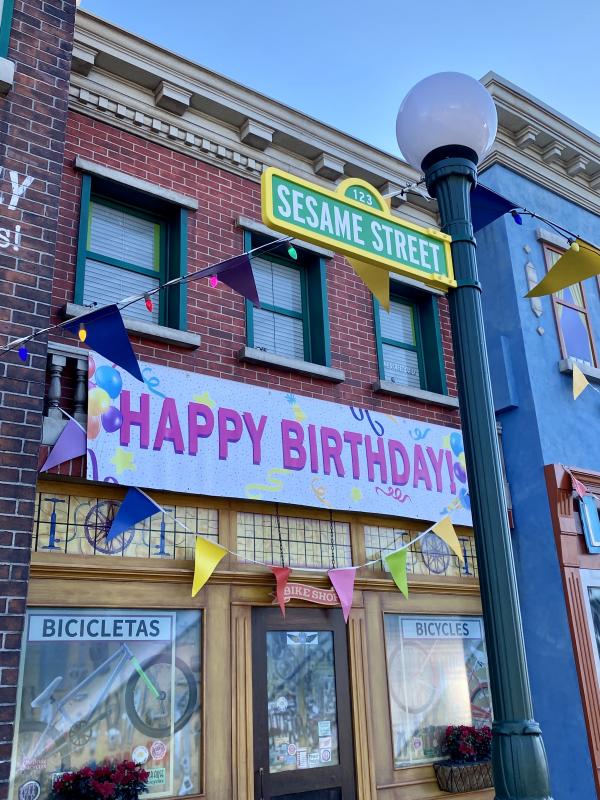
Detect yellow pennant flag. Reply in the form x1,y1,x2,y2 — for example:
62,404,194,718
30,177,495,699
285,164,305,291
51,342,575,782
347,257,390,311
526,239,600,297
431,516,463,562
192,536,227,597
573,363,590,400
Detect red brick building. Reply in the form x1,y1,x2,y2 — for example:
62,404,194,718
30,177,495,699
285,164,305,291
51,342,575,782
3,9,493,800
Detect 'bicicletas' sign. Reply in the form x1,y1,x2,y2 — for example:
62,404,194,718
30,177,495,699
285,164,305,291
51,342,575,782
87,356,471,525
261,168,455,291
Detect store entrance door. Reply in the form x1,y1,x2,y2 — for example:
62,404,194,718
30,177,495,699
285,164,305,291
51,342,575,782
252,607,356,800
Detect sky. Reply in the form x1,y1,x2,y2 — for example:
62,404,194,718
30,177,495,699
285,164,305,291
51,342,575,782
82,0,600,156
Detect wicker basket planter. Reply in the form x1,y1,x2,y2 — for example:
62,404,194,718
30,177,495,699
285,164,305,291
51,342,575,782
433,759,493,793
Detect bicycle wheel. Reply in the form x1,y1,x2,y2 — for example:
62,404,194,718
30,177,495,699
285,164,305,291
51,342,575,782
84,500,136,555
14,719,70,778
124,655,197,738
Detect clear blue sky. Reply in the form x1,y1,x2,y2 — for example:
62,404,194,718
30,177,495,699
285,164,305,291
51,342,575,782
82,0,600,155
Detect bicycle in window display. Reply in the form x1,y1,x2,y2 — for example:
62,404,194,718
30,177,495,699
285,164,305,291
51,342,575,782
15,642,197,779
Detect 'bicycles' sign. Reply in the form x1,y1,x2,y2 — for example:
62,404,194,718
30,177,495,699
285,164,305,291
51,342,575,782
87,356,472,526
261,168,455,291
28,614,172,642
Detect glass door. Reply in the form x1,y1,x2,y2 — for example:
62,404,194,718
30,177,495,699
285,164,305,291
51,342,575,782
252,607,355,800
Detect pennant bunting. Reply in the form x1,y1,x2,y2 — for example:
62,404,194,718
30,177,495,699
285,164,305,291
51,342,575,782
328,567,357,623
431,516,464,562
106,487,162,542
573,363,590,400
526,239,600,297
192,536,227,597
271,566,292,617
205,254,259,307
569,471,588,499
385,548,408,598
346,257,390,311
39,418,86,473
471,184,519,232
64,305,143,382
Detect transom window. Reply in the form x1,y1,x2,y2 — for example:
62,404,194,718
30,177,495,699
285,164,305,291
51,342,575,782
545,245,597,367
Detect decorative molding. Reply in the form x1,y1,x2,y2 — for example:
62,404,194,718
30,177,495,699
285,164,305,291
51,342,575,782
559,358,600,386
373,380,459,408
239,118,274,151
515,124,539,149
154,80,192,115
536,227,569,249
313,153,345,181
74,155,199,209
71,42,97,76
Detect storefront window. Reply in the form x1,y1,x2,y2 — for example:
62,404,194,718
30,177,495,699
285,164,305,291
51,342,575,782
384,615,492,768
266,630,339,772
10,608,202,800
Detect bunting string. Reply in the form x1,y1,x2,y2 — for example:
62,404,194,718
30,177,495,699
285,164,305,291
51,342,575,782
0,236,294,357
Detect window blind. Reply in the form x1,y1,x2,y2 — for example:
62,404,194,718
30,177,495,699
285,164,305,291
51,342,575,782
251,256,305,359
89,203,158,271
83,259,159,324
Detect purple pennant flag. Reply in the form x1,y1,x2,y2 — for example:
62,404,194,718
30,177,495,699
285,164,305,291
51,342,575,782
64,305,143,382
39,418,87,473
106,487,162,542
206,254,259,306
471,184,519,232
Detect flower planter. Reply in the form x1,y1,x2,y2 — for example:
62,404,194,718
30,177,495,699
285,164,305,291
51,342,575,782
433,759,493,793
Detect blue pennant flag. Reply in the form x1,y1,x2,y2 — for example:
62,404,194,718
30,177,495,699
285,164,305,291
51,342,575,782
471,184,519,232
64,304,143,382
107,487,162,542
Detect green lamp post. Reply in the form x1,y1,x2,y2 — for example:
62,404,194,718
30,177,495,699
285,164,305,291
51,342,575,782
396,72,552,799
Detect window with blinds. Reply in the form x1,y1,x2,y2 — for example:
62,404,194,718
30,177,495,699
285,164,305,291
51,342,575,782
544,245,597,367
250,255,306,360
378,299,423,388
82,200,162,324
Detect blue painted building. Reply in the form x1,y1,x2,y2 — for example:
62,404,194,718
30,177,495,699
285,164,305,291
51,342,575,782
478,74,600,798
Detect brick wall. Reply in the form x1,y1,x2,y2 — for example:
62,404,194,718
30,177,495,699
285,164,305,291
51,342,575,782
51,112,459,428
0,1,75,796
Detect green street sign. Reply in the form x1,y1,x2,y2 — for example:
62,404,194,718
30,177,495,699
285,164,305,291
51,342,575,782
261,168,455,290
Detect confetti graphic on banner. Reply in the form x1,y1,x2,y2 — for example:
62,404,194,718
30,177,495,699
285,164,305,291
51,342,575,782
245,468,292,500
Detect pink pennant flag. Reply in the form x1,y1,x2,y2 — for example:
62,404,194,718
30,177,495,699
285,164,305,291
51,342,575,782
39,418,86,473
270,566,291,617
328,567,357,623
571,472,588,498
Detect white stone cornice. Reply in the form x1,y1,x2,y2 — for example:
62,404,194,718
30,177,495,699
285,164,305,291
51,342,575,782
481,72,600,214
71,10,438,227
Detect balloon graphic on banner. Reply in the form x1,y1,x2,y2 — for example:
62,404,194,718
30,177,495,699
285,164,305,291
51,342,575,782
459,487,471,510
89,355,96,380
95,365,122,399
450,432,463,457
89,387,111,416
453,461,467,484
88,415,101,439
102,406,123,433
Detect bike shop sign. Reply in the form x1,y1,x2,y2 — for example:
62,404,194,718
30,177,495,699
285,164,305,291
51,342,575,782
402,617,483,639
87,356,472,526
28,614,172,642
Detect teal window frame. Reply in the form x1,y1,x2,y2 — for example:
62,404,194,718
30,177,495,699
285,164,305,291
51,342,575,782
373,286,447,394
0,0,15,59
244,230,332,366
74,174,189,330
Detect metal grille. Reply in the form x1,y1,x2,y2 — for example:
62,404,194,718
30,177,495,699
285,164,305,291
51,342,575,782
237,512,352,569
364,525,478,578
33,491,218,560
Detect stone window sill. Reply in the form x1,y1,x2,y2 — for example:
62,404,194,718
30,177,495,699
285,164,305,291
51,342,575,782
64,303,201,349
373,379,459,408
238,346,345,382
0,57,15,94
559,358,600,385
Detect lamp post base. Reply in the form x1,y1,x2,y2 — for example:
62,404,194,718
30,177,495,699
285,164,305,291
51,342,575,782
493,721,552,799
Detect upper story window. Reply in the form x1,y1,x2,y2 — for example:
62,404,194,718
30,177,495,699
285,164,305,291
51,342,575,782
75,174,189,330
544,245,597,367
374,283,447,394
0,0,14,59
244,230,331,367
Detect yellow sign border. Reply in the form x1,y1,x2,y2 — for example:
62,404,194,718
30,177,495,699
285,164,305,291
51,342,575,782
261,167,456,291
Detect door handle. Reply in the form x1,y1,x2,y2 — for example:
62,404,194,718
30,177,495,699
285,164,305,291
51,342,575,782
258,766,264,800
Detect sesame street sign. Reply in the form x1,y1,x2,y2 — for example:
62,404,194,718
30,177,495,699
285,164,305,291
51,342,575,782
261,168,455,291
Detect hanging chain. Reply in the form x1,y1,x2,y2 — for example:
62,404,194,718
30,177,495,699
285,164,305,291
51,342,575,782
329,510,336,570
275,503,285,568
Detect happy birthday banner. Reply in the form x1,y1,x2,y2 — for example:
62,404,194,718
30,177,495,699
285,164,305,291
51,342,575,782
86,355,471,525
